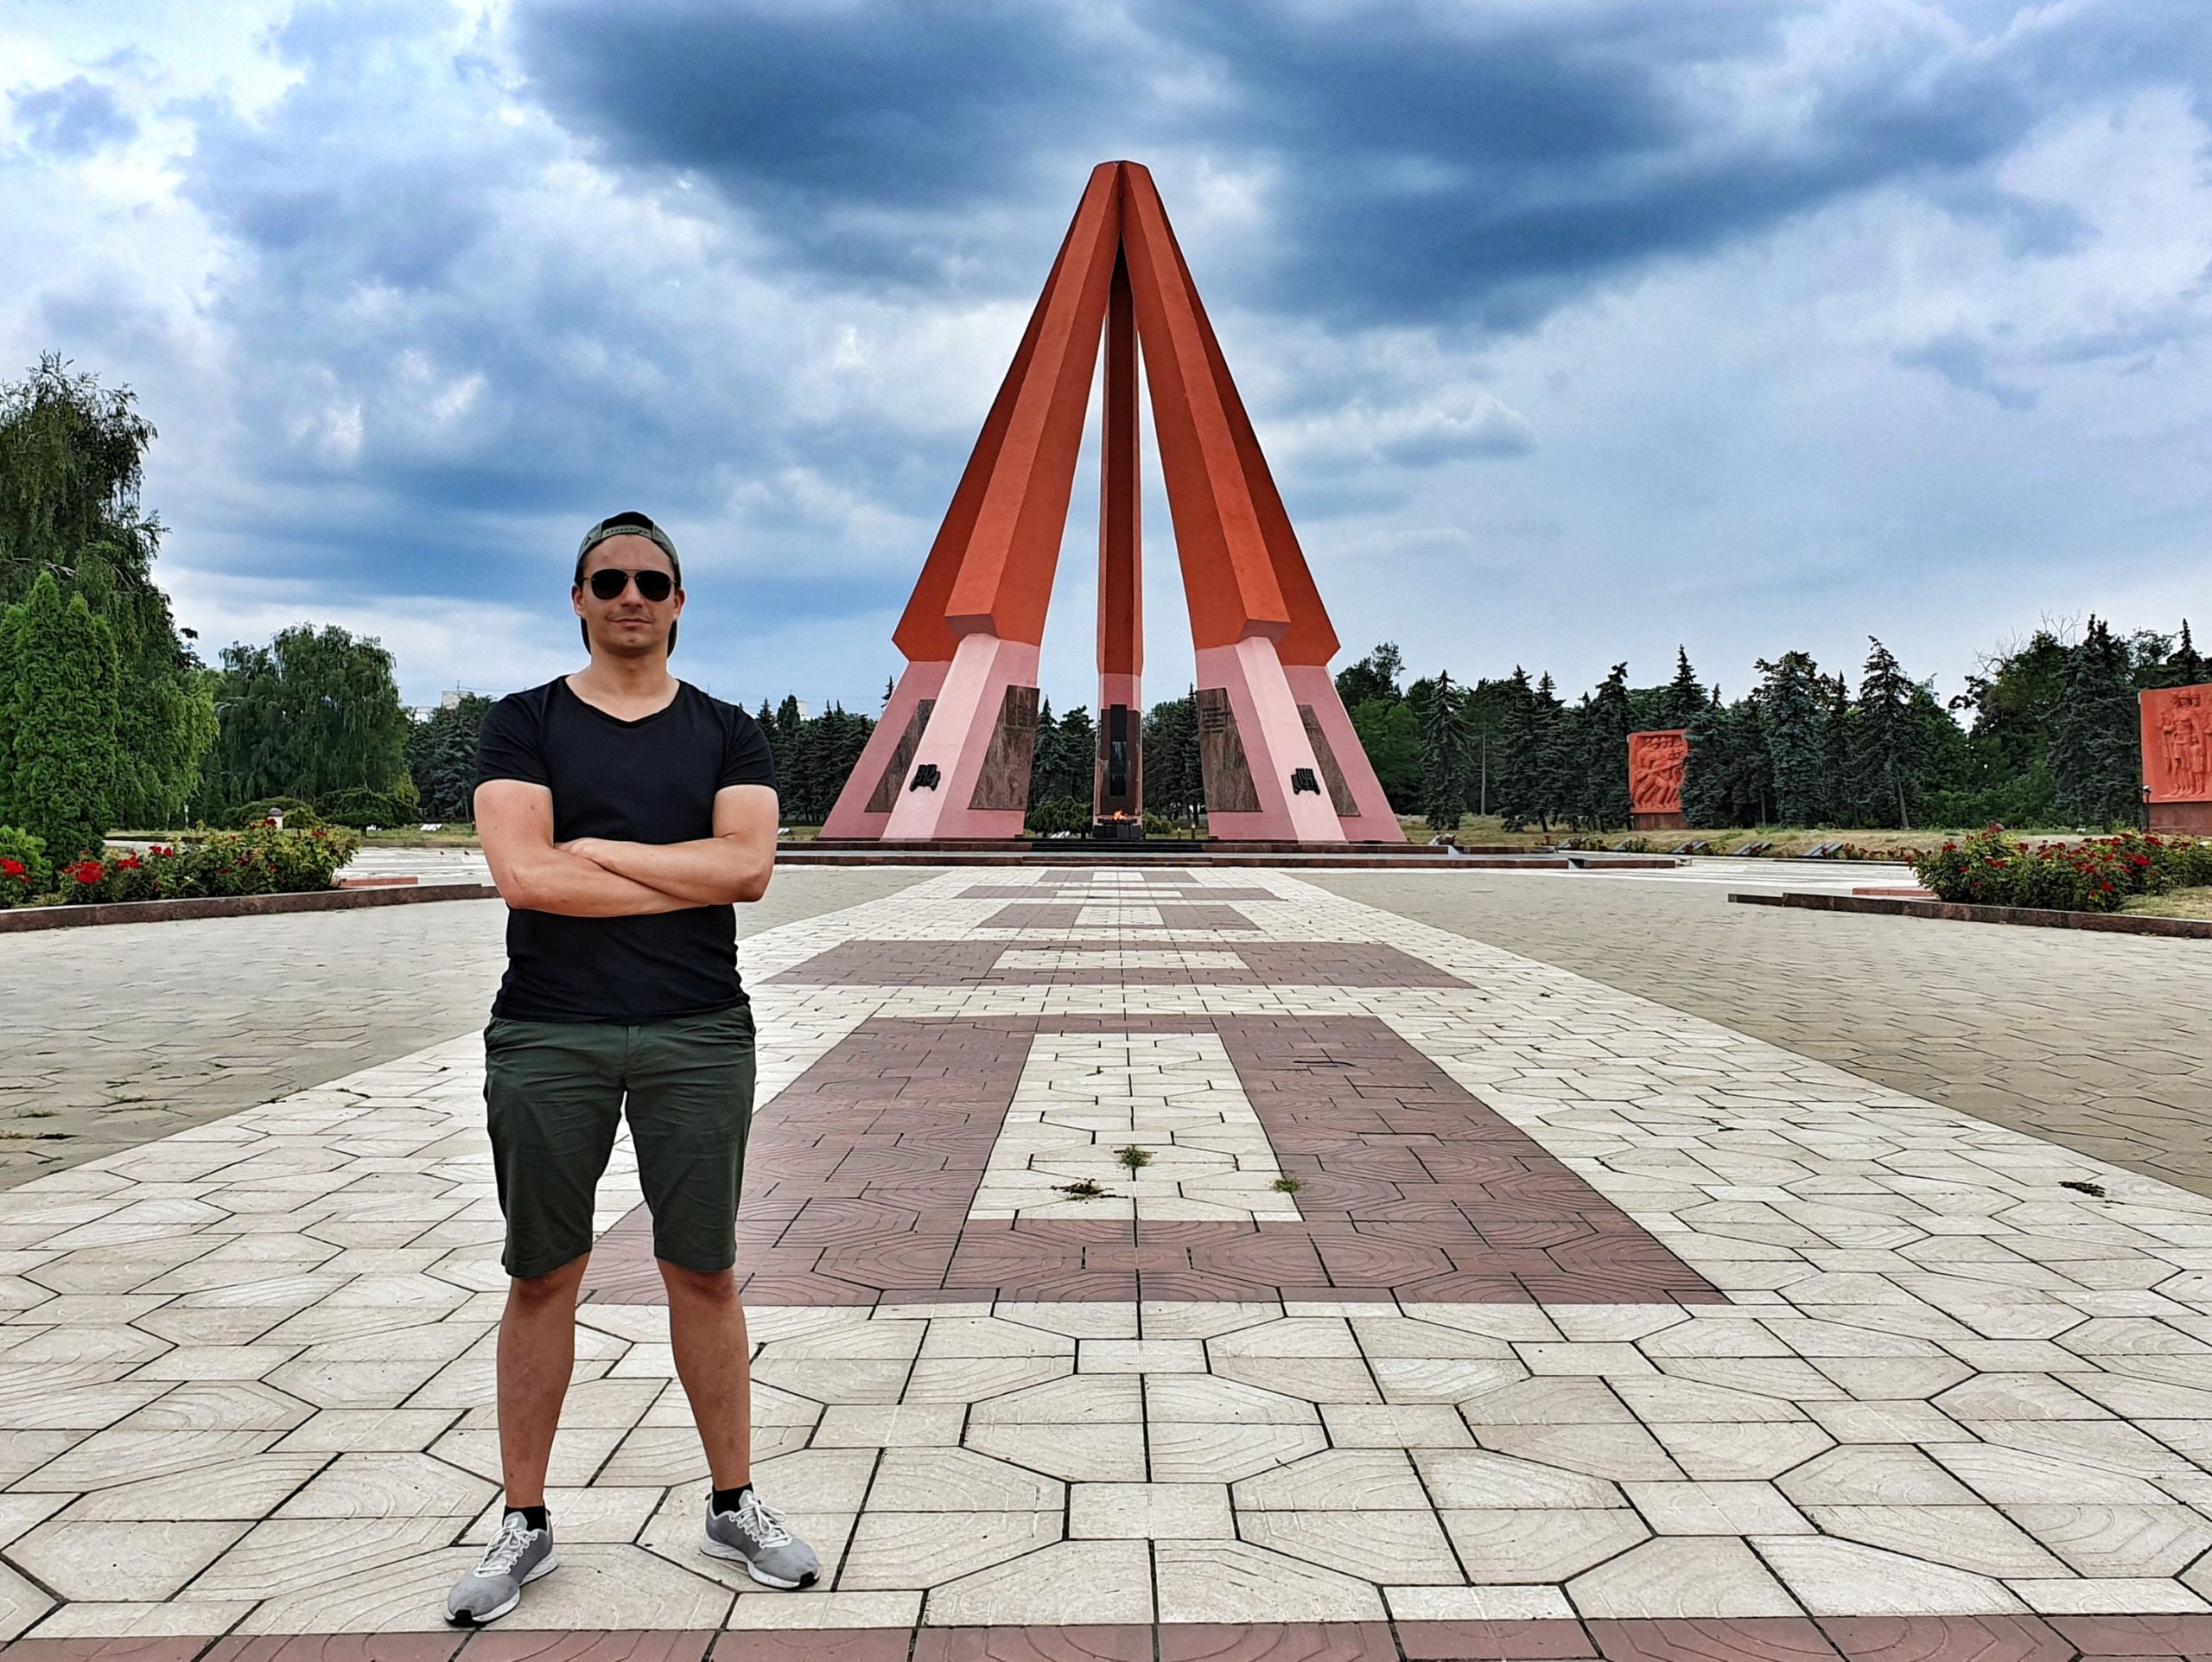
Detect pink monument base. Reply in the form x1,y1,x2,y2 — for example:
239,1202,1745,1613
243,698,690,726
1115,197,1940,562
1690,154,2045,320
1193,640,1347,844
881,634,1042,841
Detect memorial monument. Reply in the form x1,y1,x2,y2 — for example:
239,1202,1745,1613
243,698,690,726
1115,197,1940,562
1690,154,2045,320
2142,683,2211,831
1628,729,1689,831
822,161,1401,844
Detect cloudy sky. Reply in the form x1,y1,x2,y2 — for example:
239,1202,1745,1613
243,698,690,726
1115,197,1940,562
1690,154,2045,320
3,0,2209,716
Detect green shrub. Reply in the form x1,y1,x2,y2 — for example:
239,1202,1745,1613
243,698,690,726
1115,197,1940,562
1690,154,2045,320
317,783,419,829
1024,796,1092,837
50,824,359,905
0,826,51,906
1912,826,2212,913
231,797,321,830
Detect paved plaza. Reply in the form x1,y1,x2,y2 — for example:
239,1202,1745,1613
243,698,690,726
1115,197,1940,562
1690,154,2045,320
3,864,2212,1657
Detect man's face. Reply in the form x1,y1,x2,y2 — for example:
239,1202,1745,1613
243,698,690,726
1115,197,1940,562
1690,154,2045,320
574,536,683,659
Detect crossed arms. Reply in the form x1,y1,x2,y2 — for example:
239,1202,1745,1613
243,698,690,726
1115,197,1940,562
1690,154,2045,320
474,779,778,916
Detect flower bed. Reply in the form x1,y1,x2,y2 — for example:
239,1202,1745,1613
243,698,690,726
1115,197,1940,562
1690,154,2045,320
1912,825,2212,914
0,821,361,908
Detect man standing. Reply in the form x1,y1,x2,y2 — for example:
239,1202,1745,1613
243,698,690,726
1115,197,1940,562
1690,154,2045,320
447,511,817,1626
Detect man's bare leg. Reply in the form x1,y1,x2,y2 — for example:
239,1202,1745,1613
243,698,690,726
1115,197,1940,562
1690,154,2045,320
497,1253,592,1506
661,1260,753,1487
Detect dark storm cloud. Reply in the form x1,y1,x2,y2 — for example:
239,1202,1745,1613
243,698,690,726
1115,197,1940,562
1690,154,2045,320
10,77,137,156
513,0,1137,283
508,0,2212,328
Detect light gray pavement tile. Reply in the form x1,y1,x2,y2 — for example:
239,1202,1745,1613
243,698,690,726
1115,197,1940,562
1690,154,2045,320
749,1448,881,1514
1646,1421,1837,1480
1233,1448,1431,1510
1069,1481,1233,1539
0,1560,54,1641
15,1426,282,1490
2016,1576,2212,1614
1567,1535,1800,1618
1756,1534,2030,1615
1212,1354,1382,1403
1321,1403,1475,1447
1777,1444,1984,1506
1974,1417,2203,1480
903,1355,1071,1402
1145,1373,1318,1424
815,1404,967,1447
1240,1505,1465,1584
868,1448,1063,1512
274,1449,498,1518
430,1425,626,1489
22,1597,256,1638
62,1452,328,1520
1459,1378,1636,1426
1929,1441,2171,1504
1147,1419,1329,1482
10,1517,250,1601
1372,1356,1527,1402
963,1420,1147,1481
1802,1399,1961,1443
1624,1481,1814,1536
272,1407,461,1452
1414,1449,1626,1509
186,1514,467,1600
1154,1538,1387,1622
2005,1503,2212,1576
1386,1583,1580,1621
639,1493,855,1596
924,1538,1154,1624
594,1424,714,1487
1802,1505,2068,1576
1440,1507,1649,1582
0,1491,67,1545
917,1317,1077,1360
841,1508,1060,1589
1472,1420,1684,1481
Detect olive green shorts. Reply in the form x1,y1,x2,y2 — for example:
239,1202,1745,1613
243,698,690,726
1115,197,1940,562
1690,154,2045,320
483,1003,756,1280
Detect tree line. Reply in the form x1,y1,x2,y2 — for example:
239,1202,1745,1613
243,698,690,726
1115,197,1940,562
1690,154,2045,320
1334,620,2202,834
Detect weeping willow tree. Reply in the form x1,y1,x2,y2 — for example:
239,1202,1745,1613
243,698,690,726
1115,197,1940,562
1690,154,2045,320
206,624,415,818
0,355,214,826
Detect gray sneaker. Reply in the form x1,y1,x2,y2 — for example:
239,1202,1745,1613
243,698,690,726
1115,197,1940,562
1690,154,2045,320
702,1489,819,1589
446,1510,557,1625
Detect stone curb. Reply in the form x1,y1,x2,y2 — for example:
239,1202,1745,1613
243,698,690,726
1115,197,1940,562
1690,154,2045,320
0,882,504,933
1731,888,2212,939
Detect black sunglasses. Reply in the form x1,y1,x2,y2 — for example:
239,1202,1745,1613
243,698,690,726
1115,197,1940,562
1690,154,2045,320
586,568,675,602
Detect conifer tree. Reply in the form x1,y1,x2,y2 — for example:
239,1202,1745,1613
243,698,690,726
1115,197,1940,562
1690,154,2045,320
2050,615,2140,826
1758,651,1828,825
1847,638,1920,828
0,570,122,857
1578,662,1635,829
1681,689,1731,827
1419,671,1471,832
1660,646,1706,729
2172,621,2205,688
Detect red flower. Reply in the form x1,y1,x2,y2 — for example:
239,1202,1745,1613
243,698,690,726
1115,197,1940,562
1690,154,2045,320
66,860,105,885
0,858,24,883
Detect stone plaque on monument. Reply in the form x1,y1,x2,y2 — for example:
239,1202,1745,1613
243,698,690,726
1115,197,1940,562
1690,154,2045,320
1628,729,1690,831
2142,683,2211,831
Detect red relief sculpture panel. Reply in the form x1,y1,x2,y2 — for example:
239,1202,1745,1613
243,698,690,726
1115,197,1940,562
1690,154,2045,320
1628,729,1688,816
2142,684,2212,803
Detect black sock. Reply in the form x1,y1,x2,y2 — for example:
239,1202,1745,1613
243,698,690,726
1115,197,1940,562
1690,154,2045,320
711,1484,751,1515
506,1504,549,1532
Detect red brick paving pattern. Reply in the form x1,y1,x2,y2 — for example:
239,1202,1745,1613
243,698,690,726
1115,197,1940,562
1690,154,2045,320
16,1618,2206,1660
768,939,1466,987
579,1014,1720,1307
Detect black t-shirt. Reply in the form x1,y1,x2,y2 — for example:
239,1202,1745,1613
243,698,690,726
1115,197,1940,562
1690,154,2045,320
474,678,776,1023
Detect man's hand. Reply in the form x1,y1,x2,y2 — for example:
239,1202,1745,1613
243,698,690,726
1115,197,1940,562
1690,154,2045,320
553,786,776,906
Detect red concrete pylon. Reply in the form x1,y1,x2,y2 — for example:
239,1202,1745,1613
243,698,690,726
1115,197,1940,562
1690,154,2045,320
823,162,1402,844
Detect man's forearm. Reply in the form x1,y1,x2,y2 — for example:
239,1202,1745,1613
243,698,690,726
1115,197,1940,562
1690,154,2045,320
571,837,770,905
502,848,700,917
